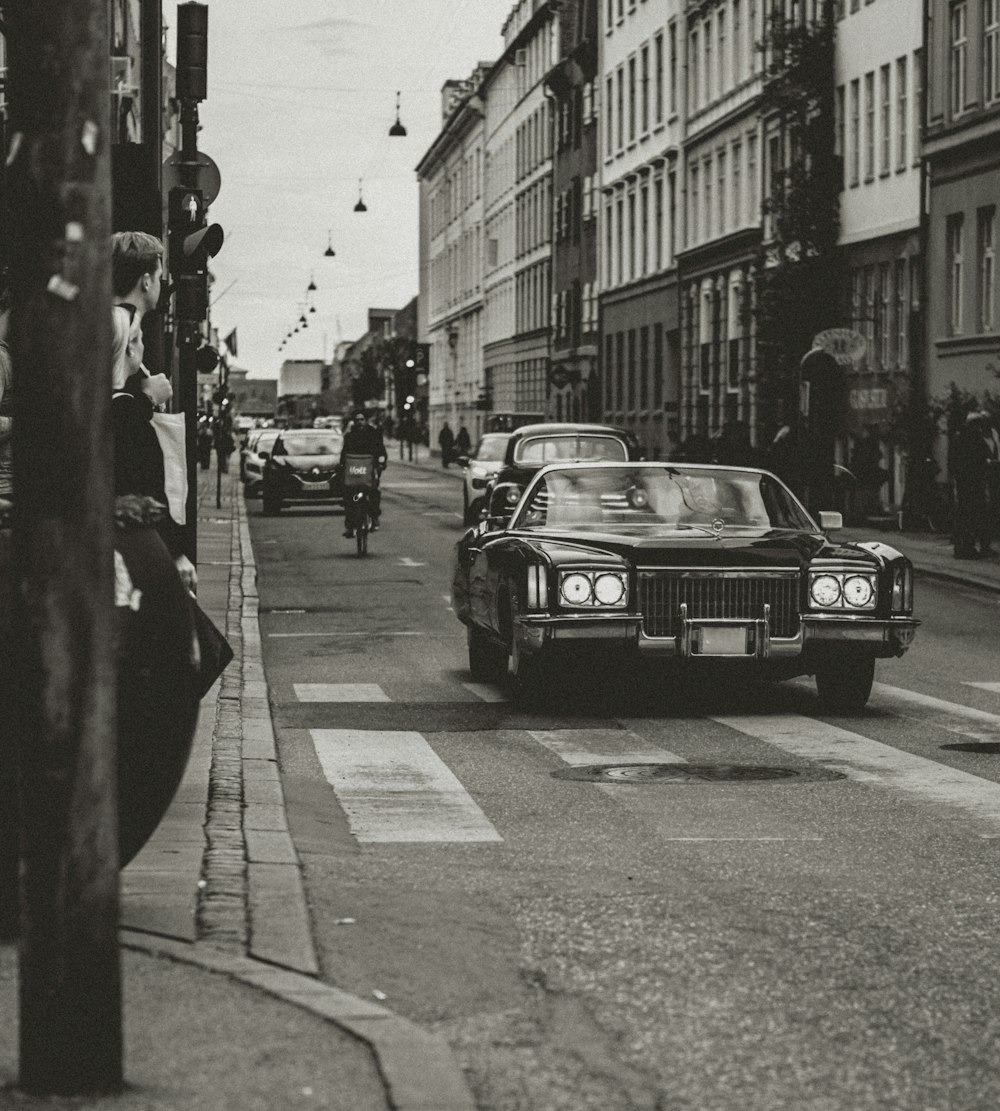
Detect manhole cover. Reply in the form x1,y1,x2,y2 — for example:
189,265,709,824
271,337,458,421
552,763,845,784
941,742,1000,754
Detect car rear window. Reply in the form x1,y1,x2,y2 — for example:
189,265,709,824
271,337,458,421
514,435,628,465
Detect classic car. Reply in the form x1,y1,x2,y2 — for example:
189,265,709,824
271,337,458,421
458,431,512,525
482,422,645,513
261,428,345,515
451,461,918,711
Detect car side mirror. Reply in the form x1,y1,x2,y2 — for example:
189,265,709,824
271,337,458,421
488,482,521,525
455,454,470,468
818,511,843,533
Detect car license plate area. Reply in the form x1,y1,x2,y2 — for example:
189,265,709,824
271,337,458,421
692,625,752,656
300,480,329,491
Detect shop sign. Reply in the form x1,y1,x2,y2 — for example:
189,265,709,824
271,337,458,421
849,388,888,411
813,328,867,367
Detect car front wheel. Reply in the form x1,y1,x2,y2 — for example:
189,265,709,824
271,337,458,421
815,654,875,714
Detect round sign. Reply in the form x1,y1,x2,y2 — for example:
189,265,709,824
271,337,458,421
163,151,222,206
812,328,866,367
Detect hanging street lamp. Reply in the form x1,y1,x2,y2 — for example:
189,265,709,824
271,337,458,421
353,179,368,213
324,230,336,257
389,91,407,137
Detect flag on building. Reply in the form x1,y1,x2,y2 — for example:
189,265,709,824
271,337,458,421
224,328,238,357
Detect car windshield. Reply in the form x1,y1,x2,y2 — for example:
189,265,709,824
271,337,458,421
511,465,815,534
475,433,510,462
514,434,628,465
277,433,342,456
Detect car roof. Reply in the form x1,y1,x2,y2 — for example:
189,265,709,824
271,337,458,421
529,460,776,478
509,422,629,440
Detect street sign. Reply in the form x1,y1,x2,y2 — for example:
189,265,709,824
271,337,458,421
812,328,866,367
163,151,222,205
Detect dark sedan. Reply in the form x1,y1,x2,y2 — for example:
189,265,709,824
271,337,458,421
452,462,918,710
261,429,345,516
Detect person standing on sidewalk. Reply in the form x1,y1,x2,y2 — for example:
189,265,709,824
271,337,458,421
952,411,993,559
438,421,454,468
454,424,471,461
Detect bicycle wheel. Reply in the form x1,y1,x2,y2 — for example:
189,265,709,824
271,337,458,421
355,493,369,557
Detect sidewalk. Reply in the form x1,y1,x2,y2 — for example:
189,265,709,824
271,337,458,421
384,440,1000,596
0,464,475,1111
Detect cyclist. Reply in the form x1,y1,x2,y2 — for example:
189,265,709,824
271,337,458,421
340,411,388,538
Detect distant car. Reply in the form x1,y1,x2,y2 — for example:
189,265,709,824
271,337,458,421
452,461,919,710
312,415,340,429
484,422,644,514
459,432,512,525
261,428,345,516
242,428,280,496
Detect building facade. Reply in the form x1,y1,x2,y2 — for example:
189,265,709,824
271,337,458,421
546,0,601,425
924,0,1000,420
598,0,685,460
677,0,767,453
834,0,923,508
417,68,489,445
481,0,558,431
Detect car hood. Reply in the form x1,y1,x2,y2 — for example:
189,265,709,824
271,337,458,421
508,528,885,569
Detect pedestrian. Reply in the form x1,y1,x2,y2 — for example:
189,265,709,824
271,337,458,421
111,306,197,589
455,424,472,460
951,410,992,559
439,421,454,468
111,231,169,397
340,411,388,538
198,416,213,469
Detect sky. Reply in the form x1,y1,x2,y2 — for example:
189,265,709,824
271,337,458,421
186,0,516,378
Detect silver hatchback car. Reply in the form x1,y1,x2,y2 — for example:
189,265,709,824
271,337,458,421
459,432,512,525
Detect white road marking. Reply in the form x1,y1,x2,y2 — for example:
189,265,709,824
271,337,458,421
871,682,1000,743
663,837,824,843
529,728,686,766
461,682,509,703
267,631,423,639
294,683,390,703
310,730,502,843
964,682,1000,694
713,711,1000,830
398,557,427,567
422,511,463,519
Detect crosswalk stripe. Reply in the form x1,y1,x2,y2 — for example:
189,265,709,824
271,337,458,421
294,683,390,703
310,729,503,843
871,682,1000,743
713,712,1000,830
529,729,685,766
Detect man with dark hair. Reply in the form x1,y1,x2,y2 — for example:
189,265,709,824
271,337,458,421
111,230,164,316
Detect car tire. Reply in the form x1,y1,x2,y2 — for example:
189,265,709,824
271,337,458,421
262,489,282,516
468,624,506,683
815,654,875,714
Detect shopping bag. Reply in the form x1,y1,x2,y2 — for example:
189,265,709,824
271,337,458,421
151,411,188,525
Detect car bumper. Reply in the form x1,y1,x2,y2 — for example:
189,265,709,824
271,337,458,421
513,612,919,660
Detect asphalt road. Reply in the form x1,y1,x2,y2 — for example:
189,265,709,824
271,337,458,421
248,465,1000,1111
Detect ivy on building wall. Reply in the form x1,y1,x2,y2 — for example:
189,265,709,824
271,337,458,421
754,3,843,430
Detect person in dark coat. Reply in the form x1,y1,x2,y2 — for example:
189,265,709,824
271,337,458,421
454,425,472,459
438,422,455,467
952,411,993,559
340,411,388,537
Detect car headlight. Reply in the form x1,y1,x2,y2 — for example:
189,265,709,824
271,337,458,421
843,575,874,608
810,574,842,607
560,573,593,606
891,564,913,613
558,570,628,609
594,572,626,605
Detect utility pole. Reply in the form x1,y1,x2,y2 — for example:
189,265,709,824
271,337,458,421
5,1,123,1095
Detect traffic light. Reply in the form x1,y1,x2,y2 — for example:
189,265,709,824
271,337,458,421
168,186,223,323
176,2,209,102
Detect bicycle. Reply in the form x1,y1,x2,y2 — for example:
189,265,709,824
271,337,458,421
343,454,382,558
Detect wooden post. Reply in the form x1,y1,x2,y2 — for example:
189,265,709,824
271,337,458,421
6,1,123,1095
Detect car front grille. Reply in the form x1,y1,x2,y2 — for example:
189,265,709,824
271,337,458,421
638,570,800,638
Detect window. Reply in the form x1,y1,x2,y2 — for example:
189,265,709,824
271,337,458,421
653,323,664,409
640,184,649,275
628,56,636,142
704,154,713,240
654,32,664,124
880,64,891,175
879,264,890,367
668,171,677,263
669,22,677,115
863,266,875,352
895,258,908,364
654,176,664,270
717,149,727,235
617,66,625,148
628,192,636,280
616,332,625,409
849,79,860,186
896,57,908,170
951,1,967,116
690,163,700,245
986,0,1000,104
689,28,699,111
718,9,727,96
747,131,758,219
835,85,845,160
605,202,614,284
733,0,742,84
851,269,862,330
640,44,649,133
864,71,875,181
639,326,650,409
732,140,742,226
704,18,713,103
605,334,614,410
979,206,996,331
606,76,614,156
948,213,964,335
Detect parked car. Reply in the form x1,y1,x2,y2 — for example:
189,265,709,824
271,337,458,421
242,428,280,496
483,422,644,514
451,461,918,710
261,428,345,516
458,431,512,525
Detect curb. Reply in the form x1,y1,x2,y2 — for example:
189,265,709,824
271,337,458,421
121,931,477,1111
196,473,478,1111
